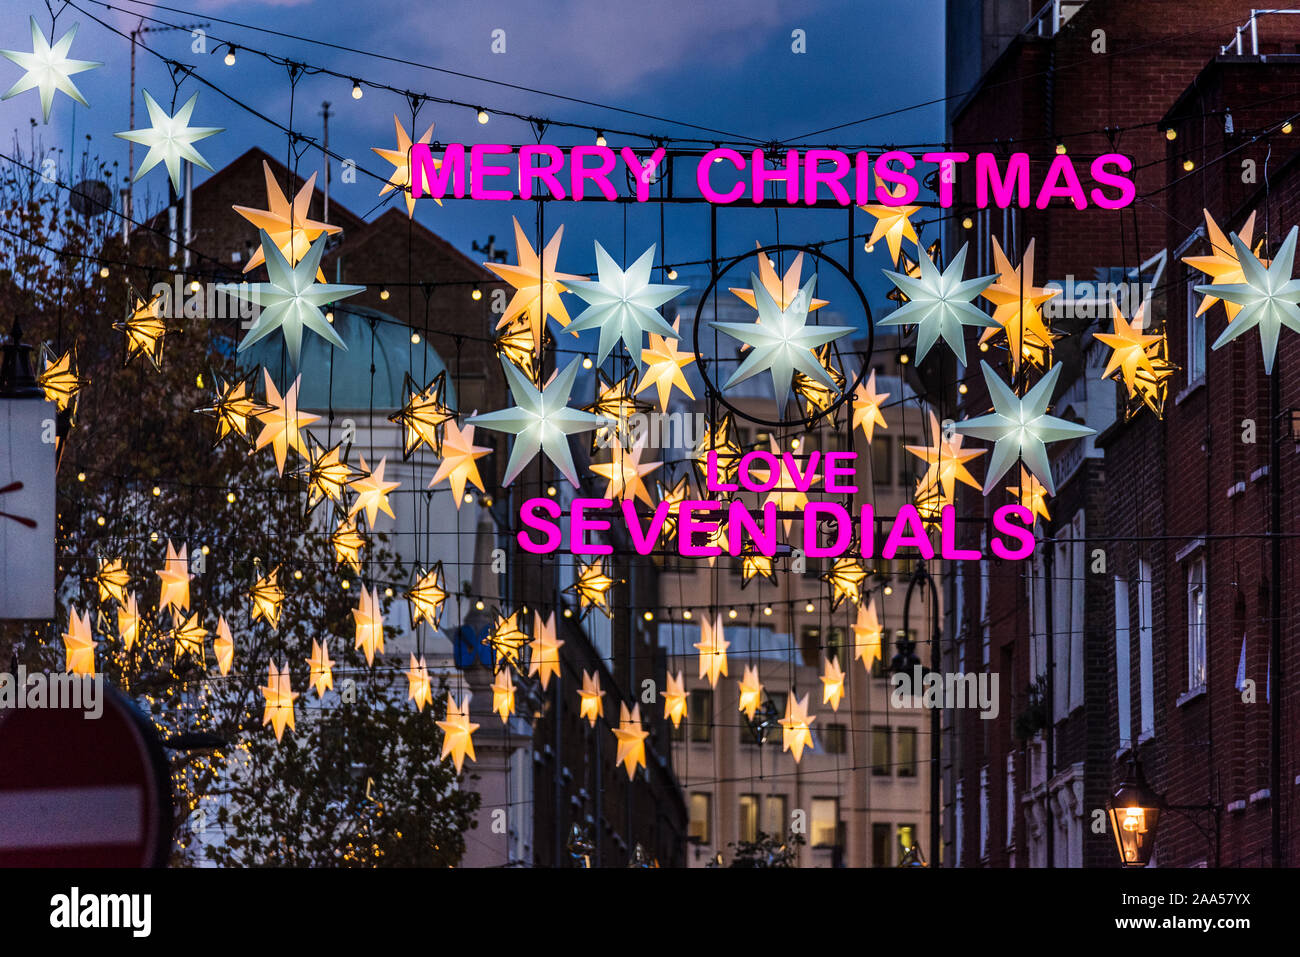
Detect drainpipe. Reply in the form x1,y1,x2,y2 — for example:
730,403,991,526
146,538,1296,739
1043,536,1055,868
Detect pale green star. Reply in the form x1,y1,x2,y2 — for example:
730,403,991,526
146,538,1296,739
879,241,999,364
1200,224,1300,375
219,230,363,367
710,272,853,408
468,357,609,487
115,90,223,192
1,17,100,123
954,361,1095,496
564,242,686,369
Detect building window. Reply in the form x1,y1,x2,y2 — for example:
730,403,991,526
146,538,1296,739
1187,556,1207,692
872,822,892,867
811,798,840,848
689,792,711,844
1004,753,1016,848
688,689,712,743
978,766,989,860
1186,270,1206,384
766,692,787,746
762,795,787,837
897,727,917,776
954,781,964,866
897,436,919,486
871,725,891,775
824,723,847,754
799,625,821,666
871,435,892,488
1114,576,1132,748
739,794,759,843
1138,560,1155,738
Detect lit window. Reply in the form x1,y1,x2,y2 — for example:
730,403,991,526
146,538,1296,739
688,793,711,844
762,795,787,837
897,727,917,777
739,794,758,843
811,797,840,848
871,726,891,775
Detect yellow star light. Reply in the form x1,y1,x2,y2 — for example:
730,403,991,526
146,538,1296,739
577,669,604,726
1006,465,1051,524
254,370,320,475
214,615,234,675
63,606,94,675
170,611,206,663
821,656,847,711
486,217,586,351
389,371,454,458
852,369,890,443
156,539,192,615
330,515,367,574
94,557,130,605
305,638,335,698
853,599,884,673
1095,300,1162,394
1184,209,1264,322
352,586,385,666
248,565,285,630
636,315,696,412
694,614,729,687
301,437,359,514
566,558,619,619
349,455,399,526
691,412,742,487
117,592,140,652
406,654,434,712
585,369,651,452
860,176,920,264
430,418,490,507
730,246,830,312
372,115,438,217
979,237,1057,373
196,369,271,447
437,692,480,773
611,702,648,780
905,410,985,502
233,160,341,280
822,557,868,610
1131,347,1176,418
779,692,817,763
405,563,447,630
737,664,764,720
663,670,688,727
485,610,528,671
1,17,101,123
528,611,564,690
741,553,777,587
589,438,661,507
491,668,516,723
494,318,540,383
792,343,846,422
114,291,168,369
37,347,84,411
260,658,298,742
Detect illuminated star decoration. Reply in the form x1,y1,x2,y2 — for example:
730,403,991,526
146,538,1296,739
577,670,604,727
330,516,366,573
663,671,688,728
979,237,1058,373
485,217,586,352
494,318,540,383
792,343,847,422
405,563,447,630
248,565,285,630
906,410,985,504
305,638,335,698
589,438,661,507
468,356,607,487
955,361,1097,495
170,612,206,663
63,606,95,675
233,160,341,280
115,90,222,193
389,371,454,458
437,692,479,773
881,242,999,365
219,230,362,367
565,558,619,619
37,347,84,411
94,557,131,605
528,611,564,690
730,247,830,313
1183,209,1264,323
611,702,648,780
491,668,515,723
822,557,868,610
1007,465,1051,524
254,370,319,475
564,242,687,369
372,115,437,217
852,368,890,443
406,654,434,712
196,369,271,448
214,616,234,675
1,17,101,123
114,290,168,369
741,553,777,587
349,455,399,527
737,664,764,721
300,436,359,515
821,656,847,711
636,315,696,412
156,540,192,616
585,369,651,452
860,176,921,263
352,586,386,666
118,592,141,652
691,412,742,488
429,418,490,507
1094,300,1169,412
711,273,853,408
853,600,884,672
260,658,298,742
694,614,729,687
1198,224,1300,375
885,240,942,304
779,692,816,763
485,610,528,671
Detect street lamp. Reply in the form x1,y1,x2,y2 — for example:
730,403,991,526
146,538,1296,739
1106,758,1163,867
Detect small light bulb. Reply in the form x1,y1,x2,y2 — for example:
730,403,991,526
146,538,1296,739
595,132,606,147
1183,158,1195,171
150,532,159,543
961,216,973,230
899,353,910,365
477,109,489,125
666,267,678,280
226,491,236,503
99,266,109,278
96,515,105,526
190,280,201,293
683,609,692,620
294,569,303,580
475,599,485,611
77,471,86,482
1284,121,1294,135
471,287,483,301
643,611,654,621
384,586,393,597
379,288,390,301
201,545,210,555
804,602,815,613
326,311,334,323
196,373,204,388
727,608,738,619
224,46,236,66
582,356,593,370
1165,128,1177,141
790,438,800,450
351,80,363,100
1055,142,1067,155
152,486,161,496
864,239,874,252
546,485,557,497
341,580,350,590
959,382,969,395
463,492,473,504
411,332,421,344
763,605,773,616
979,342,989,352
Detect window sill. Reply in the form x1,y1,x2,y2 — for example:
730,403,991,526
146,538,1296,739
1137,729,1155,746
1176,685,1206,708
1175,377,1206,406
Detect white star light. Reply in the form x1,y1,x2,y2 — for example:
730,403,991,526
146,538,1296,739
879,242,999,364
467,356,608,487
710,273,854,408
219,231,363,367
2,17,100,123
955,361,1095,496
115,90,223,192
564,243,686,368
1200,224,1300,375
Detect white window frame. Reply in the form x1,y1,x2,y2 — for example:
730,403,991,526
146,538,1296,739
1187,557,1207,693
1114,576,1132,750
1186,269,1206,385
1137,560,1155,739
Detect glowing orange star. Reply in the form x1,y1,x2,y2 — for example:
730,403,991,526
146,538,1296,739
233,160,341,280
